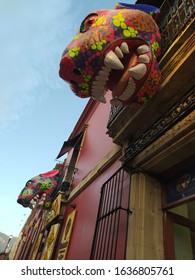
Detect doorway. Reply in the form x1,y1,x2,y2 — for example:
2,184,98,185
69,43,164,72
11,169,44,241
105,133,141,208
164,200,195,259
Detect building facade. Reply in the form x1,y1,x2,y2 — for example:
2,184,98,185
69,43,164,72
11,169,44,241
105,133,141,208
12,0,195,260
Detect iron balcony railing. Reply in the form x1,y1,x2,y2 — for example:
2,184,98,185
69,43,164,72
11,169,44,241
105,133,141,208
158,0,195,56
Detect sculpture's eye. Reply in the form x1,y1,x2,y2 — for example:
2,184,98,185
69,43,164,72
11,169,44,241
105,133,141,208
80,13,98,32
26,180,32,187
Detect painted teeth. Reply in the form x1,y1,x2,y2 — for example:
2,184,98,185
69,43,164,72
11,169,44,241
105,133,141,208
104,50,124,70
91,66,111,103
138,54,150,64
92,94,106,103
137,45,149,55
119,78,136,101
114,46,124,58
38,193,47,205
92,44,150,104
91,82,107,103
120,42,129,54
128,63,147,80
29,194,40,207
31,200,36,205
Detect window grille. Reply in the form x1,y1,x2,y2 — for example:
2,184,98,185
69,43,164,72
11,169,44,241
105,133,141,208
90,167,132,260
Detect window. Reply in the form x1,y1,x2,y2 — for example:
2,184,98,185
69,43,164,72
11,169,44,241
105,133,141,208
90,167,131,260
57,128,86,193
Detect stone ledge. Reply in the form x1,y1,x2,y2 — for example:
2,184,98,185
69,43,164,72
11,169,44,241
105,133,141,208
66,145,122,203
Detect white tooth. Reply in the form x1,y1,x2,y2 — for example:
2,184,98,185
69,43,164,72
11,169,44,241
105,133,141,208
104,51,124,70
93,85,104,92
92,93,106,103
95,76,101,81
102,66,111,74
31,200,36,205
98,70,108,78
119,78,136,101
92,81,105,90
93,80,102,85
137,45,149,55
120,42,129,54
114,46,124,58
95,76,107,83
110,98,123,106
128,63,147,80
29,204,33,210
138,54,150,64
91,84,106,103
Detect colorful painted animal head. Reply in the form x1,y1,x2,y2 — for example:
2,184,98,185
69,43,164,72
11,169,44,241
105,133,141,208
17,169,60,210
59,3,161,107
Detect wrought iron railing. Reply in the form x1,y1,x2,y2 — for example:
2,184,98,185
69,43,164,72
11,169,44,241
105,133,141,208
158,0,195,56
90,167,132,260
124,85,195,164
107,0,194,126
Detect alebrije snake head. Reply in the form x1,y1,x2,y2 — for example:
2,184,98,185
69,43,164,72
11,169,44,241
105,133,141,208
59,3,161,107
17,169,60,210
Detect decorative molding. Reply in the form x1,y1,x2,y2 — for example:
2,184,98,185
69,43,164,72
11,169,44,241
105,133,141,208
160,30,194,85
145,111,194,154
124,87,195,164
67,145,122,203
132,111,195,170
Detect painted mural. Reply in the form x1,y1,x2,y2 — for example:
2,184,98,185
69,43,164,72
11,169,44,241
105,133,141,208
59,3,161,107
165,165,195,204
57,209,76,260
44,194,62,226
41,223,61,260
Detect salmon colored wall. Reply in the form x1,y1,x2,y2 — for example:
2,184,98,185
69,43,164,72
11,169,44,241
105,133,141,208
65,160,122,260
71,93,116,187
62,93,127,259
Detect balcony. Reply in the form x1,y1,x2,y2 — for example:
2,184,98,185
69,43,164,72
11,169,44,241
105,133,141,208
107,0,195,146
59,165,78,195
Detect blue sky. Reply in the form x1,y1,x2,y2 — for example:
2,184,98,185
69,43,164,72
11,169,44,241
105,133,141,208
0,0,134,237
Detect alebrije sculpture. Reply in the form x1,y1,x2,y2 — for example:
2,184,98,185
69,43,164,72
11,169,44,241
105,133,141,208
17,169,61,210
59,3,161,107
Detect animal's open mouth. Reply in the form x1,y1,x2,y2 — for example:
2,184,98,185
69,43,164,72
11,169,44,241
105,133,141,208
18,193,47,209
90,38,152,105
28,193,47,209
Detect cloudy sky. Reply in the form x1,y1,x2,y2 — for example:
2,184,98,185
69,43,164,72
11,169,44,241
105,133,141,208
0,0,135,237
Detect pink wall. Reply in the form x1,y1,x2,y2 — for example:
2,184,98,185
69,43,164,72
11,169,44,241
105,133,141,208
71,92,116,188
63,92,128,259
66,160,121,260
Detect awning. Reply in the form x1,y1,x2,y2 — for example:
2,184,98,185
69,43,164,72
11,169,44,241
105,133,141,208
56,130,84,159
